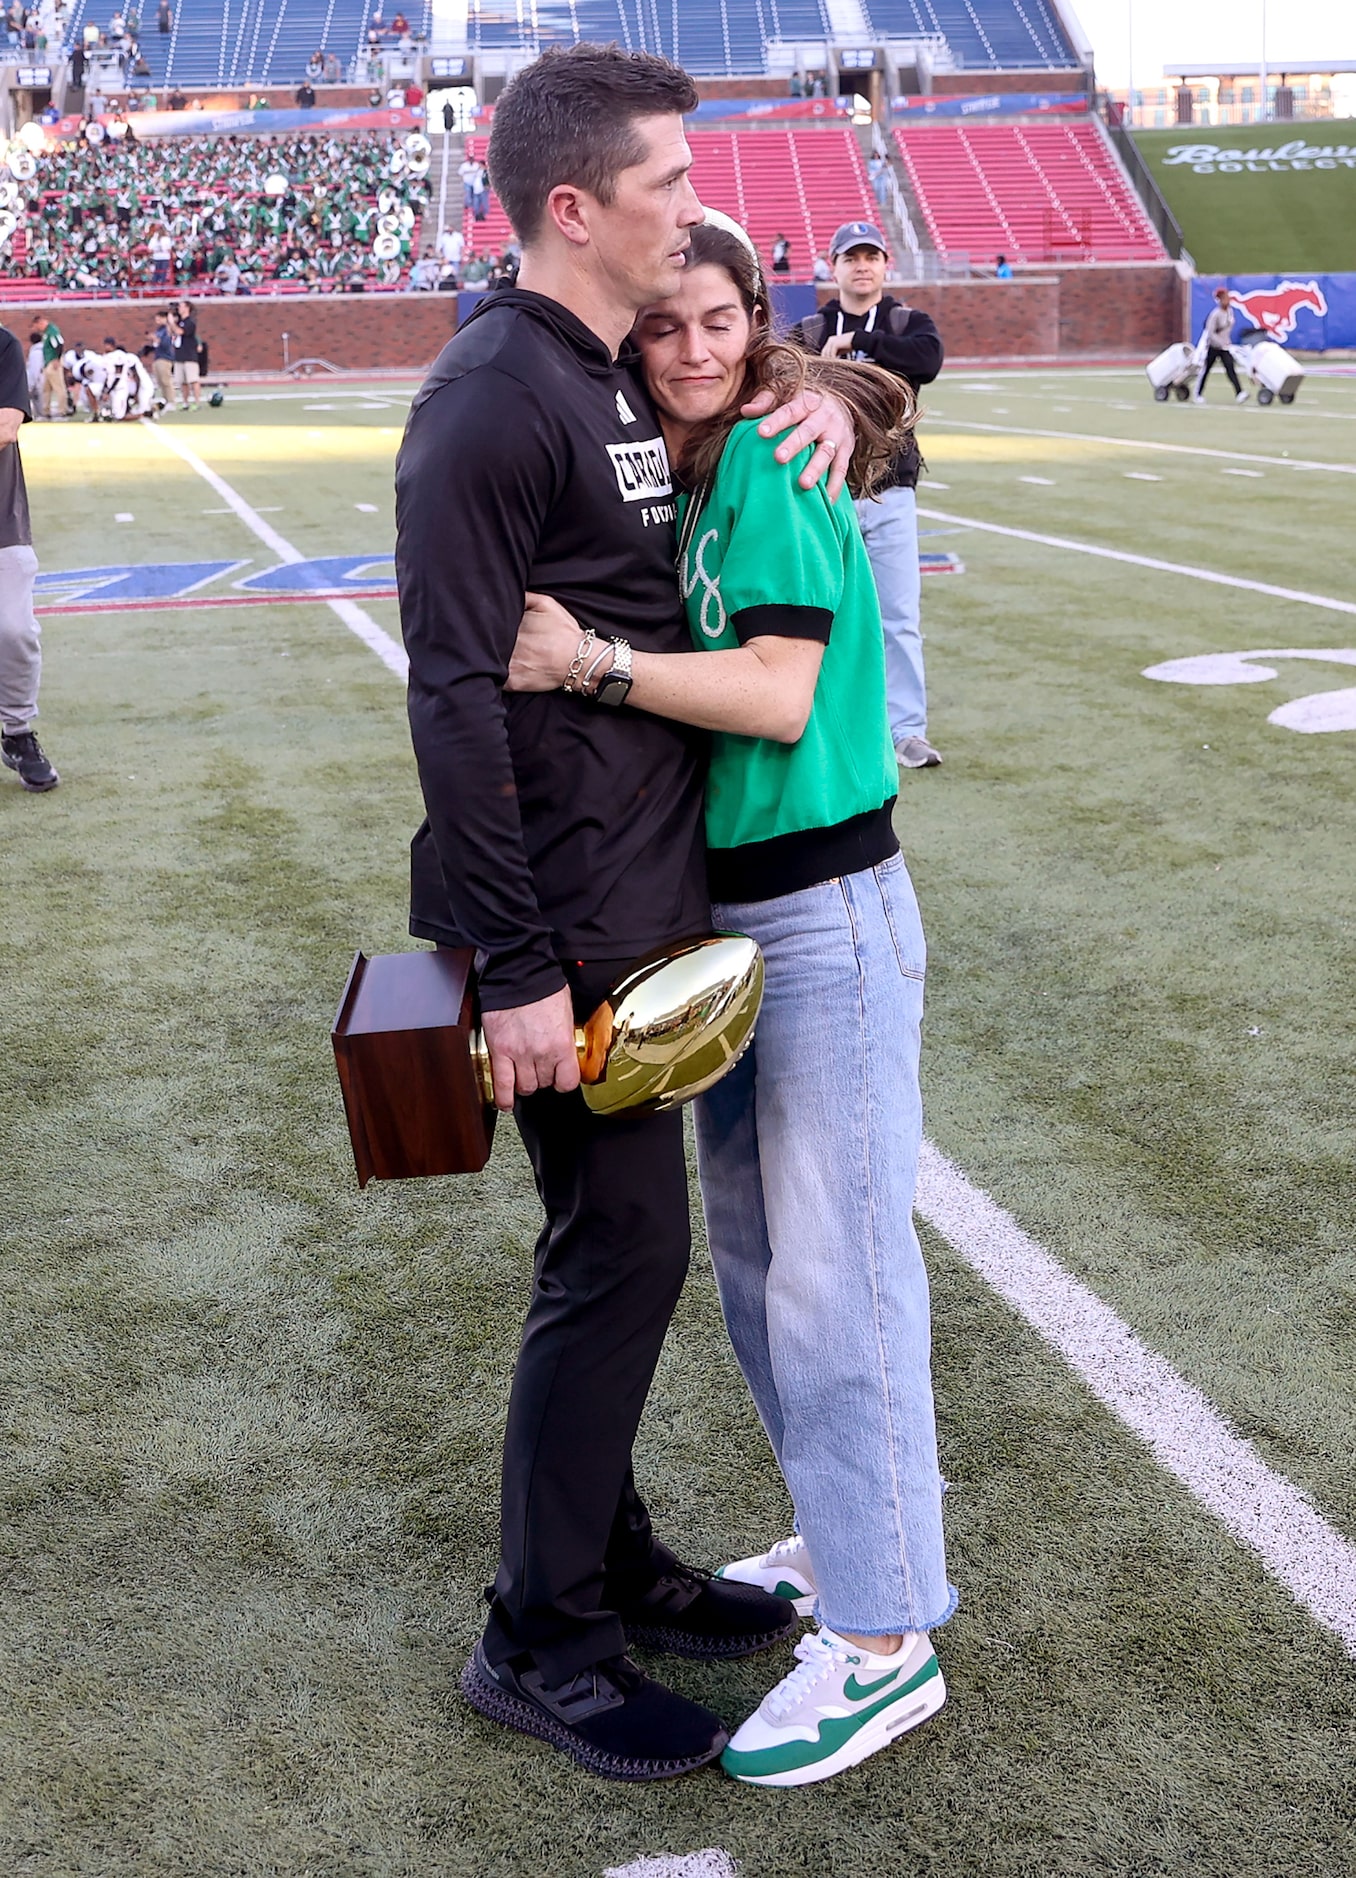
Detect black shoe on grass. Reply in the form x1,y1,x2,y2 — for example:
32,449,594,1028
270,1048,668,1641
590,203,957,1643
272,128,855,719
615,1545,798,1659
1,731,60,792
460,1641,727,1782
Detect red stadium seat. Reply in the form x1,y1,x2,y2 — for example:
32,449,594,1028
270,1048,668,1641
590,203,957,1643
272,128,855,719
893,121,1165,264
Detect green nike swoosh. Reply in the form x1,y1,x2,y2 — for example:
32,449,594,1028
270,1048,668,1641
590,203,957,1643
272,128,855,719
722,1655,941,1780
842,1665,901,1701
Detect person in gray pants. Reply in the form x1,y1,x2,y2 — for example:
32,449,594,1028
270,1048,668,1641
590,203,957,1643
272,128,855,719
0,327,60,792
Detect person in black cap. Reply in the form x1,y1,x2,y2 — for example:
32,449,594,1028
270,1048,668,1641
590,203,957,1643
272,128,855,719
789,220,945,769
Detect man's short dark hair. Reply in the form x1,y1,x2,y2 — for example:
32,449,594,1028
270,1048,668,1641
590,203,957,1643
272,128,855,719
488,42,697,246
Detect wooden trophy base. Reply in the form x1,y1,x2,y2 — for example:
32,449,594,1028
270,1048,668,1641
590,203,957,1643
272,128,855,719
332,948,496,1186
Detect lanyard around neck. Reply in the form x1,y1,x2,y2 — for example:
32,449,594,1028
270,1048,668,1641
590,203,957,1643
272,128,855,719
675,471,714,573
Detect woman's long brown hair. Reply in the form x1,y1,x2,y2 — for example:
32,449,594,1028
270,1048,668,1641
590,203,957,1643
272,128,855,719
665,221,916,500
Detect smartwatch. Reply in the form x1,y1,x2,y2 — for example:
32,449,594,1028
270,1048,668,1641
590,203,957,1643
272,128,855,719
593,636,633,707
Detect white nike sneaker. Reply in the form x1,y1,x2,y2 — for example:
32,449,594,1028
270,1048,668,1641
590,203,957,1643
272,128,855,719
717,1534,816,1616
720,1624,945,1788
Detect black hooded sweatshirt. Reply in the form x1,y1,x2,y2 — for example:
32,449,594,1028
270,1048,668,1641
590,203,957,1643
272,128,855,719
394,288,709,1012
790,295,943,490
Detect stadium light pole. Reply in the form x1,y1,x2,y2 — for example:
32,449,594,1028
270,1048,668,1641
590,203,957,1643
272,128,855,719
1259,0,1268,122
1126,0,1133,127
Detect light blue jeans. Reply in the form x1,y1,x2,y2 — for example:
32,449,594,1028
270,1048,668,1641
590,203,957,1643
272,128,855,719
854,484,926,743
696,855,956,1636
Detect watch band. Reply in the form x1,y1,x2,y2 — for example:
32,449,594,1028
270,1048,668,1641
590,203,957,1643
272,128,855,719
593,637,633,707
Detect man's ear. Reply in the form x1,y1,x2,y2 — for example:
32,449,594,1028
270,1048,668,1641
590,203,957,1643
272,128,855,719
543,182,593,251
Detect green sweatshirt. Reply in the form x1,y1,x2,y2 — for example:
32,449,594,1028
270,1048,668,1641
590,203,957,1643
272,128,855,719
676,419,898,902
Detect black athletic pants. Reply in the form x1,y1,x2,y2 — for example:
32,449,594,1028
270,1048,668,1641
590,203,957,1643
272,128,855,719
481,958,692,1684
1197,345,1242,395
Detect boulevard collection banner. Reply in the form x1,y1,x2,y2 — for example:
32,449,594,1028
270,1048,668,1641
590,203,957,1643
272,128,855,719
1164,139,1356,174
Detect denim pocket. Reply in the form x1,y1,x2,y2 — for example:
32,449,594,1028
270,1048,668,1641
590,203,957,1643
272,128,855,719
874,859,926,980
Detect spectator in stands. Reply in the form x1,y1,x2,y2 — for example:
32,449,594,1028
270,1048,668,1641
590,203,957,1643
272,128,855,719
389,9,407,31
458,150,480,215
868,152,889,209
168,86,185,108
322,51,340,81
0,325,60,792
770,231,790,275
155,0,170,30
295,79,316,109
435,222,463,278
305,50,324,81
789,219,945,769
812,252,831,282
1194,287,1248,404
147,223,172,284
404,78,422,106
788,70,803,98
69,40,85,86
994,253,1013,279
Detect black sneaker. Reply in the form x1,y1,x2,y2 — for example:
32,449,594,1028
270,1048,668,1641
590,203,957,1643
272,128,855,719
614,1545,798,1659
1,731,60,793
460,1642,727,1782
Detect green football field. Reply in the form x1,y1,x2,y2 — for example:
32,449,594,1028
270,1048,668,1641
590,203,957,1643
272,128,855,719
3,370,1355,1878
1134,120,1356,274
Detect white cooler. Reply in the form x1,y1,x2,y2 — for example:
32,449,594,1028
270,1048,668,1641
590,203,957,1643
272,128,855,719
1234,338,1305,405
1145,342,1197,401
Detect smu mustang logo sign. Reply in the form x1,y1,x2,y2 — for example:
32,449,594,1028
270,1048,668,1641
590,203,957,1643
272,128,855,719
1229,280,1328,341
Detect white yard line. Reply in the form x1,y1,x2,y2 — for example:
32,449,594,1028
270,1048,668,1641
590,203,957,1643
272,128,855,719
143,420,409,679
928,416,1356,479
915,505,1356,618
918,1143,1356,1655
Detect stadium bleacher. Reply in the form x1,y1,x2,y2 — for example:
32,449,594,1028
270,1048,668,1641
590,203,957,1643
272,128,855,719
462,0,1079,74
895,121,1164,263
54,0,1081,91
462,127,880,279
64,0,379,91
867,0,1075,69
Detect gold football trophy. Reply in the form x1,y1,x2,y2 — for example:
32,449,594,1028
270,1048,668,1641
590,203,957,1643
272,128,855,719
333,936,764,1184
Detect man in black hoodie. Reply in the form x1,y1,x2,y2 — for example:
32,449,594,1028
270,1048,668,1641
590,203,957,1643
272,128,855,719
791,220,945,769
395,43,855,1782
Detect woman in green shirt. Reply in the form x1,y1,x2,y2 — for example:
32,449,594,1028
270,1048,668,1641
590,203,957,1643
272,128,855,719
508,220,955,1787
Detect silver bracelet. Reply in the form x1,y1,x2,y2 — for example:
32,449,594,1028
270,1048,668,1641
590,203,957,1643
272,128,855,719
580,640,616,695
562,629,597,695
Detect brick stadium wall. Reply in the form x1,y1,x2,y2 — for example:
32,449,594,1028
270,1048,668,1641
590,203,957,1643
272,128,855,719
928,70,1087,96
818,264,1186,356
694,78,789,100
0,267,1186,370
0,293,460,372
